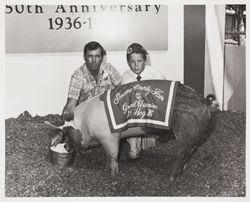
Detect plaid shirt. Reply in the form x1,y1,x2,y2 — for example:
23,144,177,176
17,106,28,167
68,63,121,103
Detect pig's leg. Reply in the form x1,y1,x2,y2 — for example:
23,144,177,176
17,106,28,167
99,133,120,176
170,111,209,182
169,138,199,183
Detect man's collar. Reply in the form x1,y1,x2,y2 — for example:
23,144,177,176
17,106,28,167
83,63,105,81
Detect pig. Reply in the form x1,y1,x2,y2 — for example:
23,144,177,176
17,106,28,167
48,83,211,182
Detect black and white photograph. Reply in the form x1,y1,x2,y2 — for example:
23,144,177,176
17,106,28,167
0,0,248,200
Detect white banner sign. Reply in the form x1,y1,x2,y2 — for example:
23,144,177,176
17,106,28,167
5,5,168,53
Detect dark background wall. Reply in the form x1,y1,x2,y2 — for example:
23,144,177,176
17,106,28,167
184,5,206,94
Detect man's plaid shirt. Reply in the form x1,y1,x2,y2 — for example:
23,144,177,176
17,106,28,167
68,63,121,103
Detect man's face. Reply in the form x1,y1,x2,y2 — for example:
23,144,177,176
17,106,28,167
128,53,146,75
84,47,103,71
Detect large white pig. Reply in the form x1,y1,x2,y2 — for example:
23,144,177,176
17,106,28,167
49,83,211,182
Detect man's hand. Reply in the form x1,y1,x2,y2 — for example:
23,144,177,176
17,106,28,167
62,98,78,115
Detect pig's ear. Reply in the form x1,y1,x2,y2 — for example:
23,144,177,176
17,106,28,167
62,111,74,122
50,130,63,146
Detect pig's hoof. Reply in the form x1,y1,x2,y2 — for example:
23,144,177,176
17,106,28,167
111,169,119,176
169,168,182,183
169,174,177,183
128,151,141,160
110,162,119,176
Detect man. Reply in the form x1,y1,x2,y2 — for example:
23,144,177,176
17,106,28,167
122,43,165,159
62,41,121,115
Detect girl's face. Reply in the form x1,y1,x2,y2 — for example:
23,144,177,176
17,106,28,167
127,53,146,75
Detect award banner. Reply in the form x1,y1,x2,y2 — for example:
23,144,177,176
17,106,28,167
104,80,179,132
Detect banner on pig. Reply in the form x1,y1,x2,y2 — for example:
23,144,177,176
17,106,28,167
104,80,179,133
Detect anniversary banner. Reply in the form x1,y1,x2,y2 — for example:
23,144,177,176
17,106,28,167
104,80,179,132
5,4,168,53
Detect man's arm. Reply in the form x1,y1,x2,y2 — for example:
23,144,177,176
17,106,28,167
108,64,122,86
62,98,78,115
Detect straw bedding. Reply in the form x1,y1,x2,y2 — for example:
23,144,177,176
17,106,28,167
5,110,245,196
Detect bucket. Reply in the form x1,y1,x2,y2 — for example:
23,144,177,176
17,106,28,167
49,143,76,167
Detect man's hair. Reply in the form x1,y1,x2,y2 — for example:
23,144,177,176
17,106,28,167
83,41,107,57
